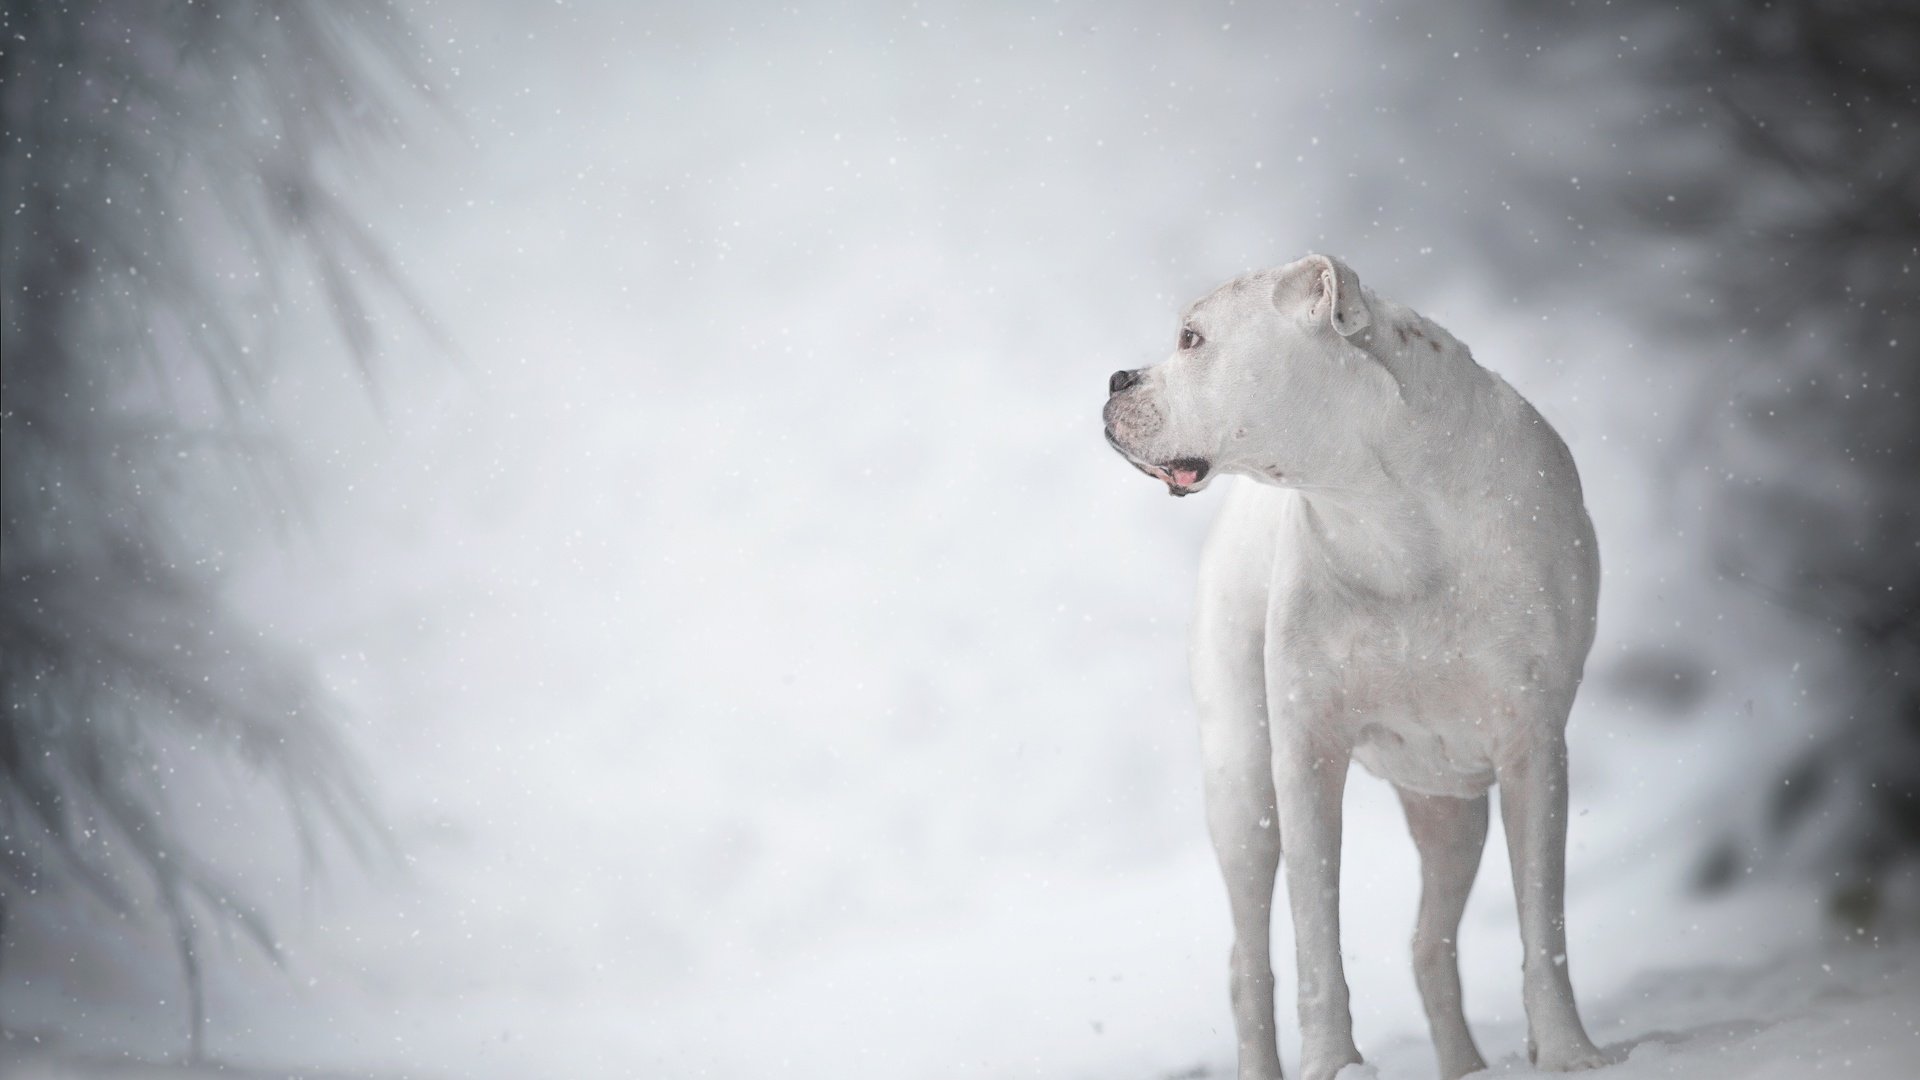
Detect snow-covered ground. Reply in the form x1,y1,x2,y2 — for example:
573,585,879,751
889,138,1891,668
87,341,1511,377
7,937,1919,1078
5,1,1915,1077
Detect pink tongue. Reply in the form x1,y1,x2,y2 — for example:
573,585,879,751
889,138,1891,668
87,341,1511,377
1171,467,1201,487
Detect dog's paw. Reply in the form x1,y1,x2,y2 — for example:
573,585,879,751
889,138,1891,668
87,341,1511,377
1533,1039,1614,1071
1300,1051,1366,1080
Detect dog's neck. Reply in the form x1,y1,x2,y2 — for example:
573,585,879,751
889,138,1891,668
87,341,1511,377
1247,303,1503,596
1268,368,1498,598
1276,438,1446,599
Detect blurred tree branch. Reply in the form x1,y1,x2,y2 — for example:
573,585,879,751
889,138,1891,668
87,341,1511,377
1,0,434,1057
1530,0,1920,919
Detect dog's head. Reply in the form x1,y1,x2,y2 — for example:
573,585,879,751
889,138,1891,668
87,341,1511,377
1102,253,1394,496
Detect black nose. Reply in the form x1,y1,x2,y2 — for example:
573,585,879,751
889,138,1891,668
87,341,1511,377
1109,369,1142,395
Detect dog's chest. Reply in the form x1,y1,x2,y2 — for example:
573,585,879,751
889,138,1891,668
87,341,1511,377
1279,584,1535,798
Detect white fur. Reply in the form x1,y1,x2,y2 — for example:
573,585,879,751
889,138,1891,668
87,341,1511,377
1104,255,1608,1080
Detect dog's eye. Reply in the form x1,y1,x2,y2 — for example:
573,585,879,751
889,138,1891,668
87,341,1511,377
1179,327,1203,350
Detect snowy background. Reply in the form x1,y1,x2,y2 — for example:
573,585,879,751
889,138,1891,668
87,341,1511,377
4,1,1916,1078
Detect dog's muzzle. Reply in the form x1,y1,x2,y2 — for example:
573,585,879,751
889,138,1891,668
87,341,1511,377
1103,376,1211,496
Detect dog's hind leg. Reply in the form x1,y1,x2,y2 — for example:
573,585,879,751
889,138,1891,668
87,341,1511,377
1398,787,1491,1080
1498,726,1607,1070
1195,629,1284,1080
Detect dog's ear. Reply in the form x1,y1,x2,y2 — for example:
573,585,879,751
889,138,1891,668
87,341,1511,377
1273,253,1372,337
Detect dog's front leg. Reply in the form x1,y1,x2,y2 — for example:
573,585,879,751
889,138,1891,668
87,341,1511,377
1269,713,1361,1080
1497,726,1607,1070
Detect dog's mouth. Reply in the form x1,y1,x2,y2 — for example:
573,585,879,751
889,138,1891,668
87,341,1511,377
1106,430,1212,497
1152,457,1212,497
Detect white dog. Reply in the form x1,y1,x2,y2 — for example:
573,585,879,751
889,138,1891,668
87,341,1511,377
1103,254,1607,1080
